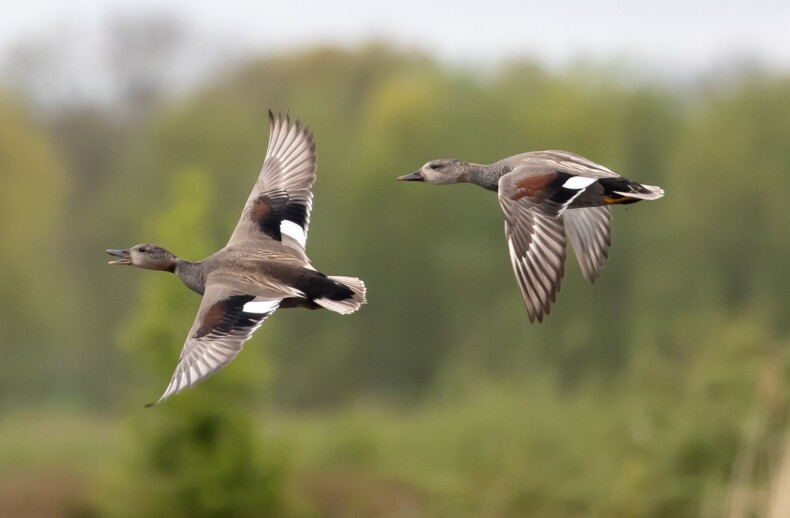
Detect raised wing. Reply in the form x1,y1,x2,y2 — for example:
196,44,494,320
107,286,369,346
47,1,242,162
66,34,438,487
512,150,621,179
228,111,317,254
149,284,280,405
563,207,611,284
498,171,567,323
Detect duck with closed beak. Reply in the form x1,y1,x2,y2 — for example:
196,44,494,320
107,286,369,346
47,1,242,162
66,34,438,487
398,150,663,323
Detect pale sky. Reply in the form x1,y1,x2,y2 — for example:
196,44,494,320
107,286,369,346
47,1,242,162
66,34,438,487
4,0,790,67
2,0,789,98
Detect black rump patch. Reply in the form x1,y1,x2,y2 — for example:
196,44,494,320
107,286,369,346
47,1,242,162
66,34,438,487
300,274,354,301
194,294,259,339
250,190,308,241
597,177,642,204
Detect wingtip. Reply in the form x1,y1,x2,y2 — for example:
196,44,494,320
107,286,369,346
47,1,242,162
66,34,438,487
268,110,288,129
285,108,292,127
266,108,314,146
531,305,546,323
145,389,171,407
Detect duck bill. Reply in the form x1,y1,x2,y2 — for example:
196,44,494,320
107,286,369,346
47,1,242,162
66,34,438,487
106,248,132,265
397,171,424,182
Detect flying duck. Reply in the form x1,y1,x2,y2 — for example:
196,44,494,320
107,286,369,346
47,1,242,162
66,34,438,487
398,150,663,323
107,112,366,405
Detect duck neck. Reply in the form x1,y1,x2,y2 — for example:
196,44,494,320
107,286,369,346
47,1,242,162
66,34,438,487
174,259,205,295
465,163,500,192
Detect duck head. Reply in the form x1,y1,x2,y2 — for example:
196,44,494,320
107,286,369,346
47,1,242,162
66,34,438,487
398,159,467,184
106,244,178,272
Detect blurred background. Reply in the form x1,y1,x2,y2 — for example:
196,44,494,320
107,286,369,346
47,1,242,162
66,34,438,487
2,1,790,516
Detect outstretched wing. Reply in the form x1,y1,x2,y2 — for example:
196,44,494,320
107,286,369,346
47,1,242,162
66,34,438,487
563,207,611,284
149,283,281,405
228,111,317,256
498,170,568,323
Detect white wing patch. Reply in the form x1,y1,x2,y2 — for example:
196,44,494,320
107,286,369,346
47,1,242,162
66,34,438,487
280,220,307,249
242,299,281,314
562,175,598,190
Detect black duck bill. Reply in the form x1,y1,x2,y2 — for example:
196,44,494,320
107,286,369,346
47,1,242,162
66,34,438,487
106,248,132,265
397,171,424,181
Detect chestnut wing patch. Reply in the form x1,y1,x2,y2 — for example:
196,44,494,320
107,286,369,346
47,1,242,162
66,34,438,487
512,172,557,200
250,190,309,242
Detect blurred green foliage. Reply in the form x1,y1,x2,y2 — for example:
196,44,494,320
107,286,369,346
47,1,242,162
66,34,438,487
2,45,790,516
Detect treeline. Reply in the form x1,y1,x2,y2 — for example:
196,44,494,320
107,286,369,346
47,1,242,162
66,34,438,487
2,45,789,411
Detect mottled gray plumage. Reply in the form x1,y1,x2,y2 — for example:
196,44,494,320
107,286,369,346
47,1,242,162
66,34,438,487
107,112,366,404
399,150,663,322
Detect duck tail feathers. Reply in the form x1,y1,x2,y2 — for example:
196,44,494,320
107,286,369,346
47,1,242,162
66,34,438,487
315,276,367,315
613,183,664,201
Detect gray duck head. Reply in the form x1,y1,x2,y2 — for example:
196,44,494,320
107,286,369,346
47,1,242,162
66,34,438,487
106,244,178,272
398,159,468,184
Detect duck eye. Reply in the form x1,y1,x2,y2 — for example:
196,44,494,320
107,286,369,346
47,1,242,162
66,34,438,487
138,246,148,253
